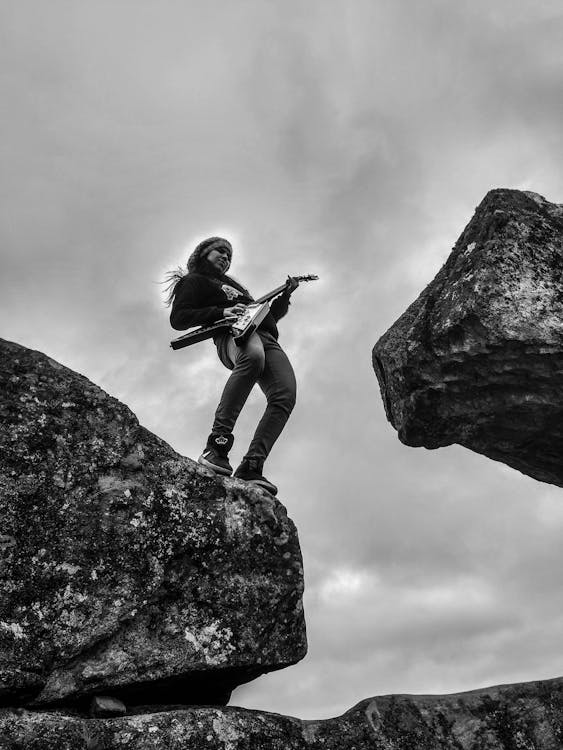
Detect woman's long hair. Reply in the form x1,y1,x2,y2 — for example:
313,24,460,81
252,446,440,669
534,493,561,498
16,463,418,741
162,266,186,307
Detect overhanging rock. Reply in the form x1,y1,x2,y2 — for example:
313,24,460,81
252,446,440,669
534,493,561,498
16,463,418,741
373,189,563,487
0,338,306,708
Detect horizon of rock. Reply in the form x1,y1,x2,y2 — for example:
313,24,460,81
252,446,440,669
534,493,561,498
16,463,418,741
2,676,563,749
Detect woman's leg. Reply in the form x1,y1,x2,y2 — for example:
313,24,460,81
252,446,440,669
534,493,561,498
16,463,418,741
211,333,265,435
243,334,297,462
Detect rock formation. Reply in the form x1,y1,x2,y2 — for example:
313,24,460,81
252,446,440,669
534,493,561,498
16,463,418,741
3,332,563,747
1,677,562,748
373,189,563,487
0,338,306,709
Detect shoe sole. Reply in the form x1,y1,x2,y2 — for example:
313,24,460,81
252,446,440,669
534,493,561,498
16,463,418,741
198,455,232,476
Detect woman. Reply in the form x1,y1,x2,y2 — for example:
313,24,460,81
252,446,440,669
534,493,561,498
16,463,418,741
166,236,298,495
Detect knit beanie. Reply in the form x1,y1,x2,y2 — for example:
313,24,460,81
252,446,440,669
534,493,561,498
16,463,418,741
187,237,232,272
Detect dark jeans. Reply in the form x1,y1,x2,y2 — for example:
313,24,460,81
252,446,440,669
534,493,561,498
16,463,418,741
212,331,296,462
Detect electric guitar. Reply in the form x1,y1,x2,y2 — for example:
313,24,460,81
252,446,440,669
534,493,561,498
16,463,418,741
170,274,318,351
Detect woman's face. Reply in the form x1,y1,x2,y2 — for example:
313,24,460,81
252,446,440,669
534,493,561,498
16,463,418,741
206,247,231,274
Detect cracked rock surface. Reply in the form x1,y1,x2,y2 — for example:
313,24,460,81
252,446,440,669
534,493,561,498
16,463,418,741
0,338,306,708
1,677,563,748
373,189,563,487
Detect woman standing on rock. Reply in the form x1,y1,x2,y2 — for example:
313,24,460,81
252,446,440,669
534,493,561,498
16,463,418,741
165,237,299,496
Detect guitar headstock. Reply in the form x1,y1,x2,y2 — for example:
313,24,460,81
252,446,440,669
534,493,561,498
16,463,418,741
293,274,319,283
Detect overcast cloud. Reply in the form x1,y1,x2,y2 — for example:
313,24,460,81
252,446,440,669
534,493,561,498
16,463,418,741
1,0,563,720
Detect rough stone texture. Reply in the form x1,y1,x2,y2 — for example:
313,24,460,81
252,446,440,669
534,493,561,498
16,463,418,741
1,677,563,748
0,338,306,708
373,189,563,486
90,696,127,718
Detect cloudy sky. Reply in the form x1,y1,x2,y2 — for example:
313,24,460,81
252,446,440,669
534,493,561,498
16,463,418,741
2,0,563,721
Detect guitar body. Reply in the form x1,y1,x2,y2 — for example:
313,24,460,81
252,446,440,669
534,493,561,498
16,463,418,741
169,321,230,350
169,303,270,350
170,274,318,351
230,302,270,345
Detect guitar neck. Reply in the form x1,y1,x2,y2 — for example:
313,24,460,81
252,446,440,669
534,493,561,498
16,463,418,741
255,284,289,304
254,274,318,304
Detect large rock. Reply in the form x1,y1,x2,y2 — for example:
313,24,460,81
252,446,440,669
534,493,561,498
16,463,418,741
0,338,306,708
1,677,563,748
373,189,563,486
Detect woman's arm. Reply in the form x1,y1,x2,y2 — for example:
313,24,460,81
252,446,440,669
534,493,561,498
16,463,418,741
270,276,300,322
170,277,226,330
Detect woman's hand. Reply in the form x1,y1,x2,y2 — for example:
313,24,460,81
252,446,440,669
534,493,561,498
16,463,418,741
285,276,300,295
223,303,247,321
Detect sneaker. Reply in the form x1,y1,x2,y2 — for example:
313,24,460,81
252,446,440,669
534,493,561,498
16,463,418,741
198,433,234,476
233,457,278,495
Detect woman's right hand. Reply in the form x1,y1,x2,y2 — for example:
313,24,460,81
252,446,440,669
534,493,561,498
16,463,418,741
223,303,247,321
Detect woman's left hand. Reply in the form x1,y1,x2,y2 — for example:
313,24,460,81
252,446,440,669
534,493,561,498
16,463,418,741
286,276,300,295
